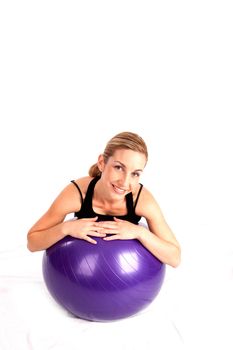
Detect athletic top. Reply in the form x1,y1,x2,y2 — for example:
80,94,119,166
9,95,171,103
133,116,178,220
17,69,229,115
71,176,143,224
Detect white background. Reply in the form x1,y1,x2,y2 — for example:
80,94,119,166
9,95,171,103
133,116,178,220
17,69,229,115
0,1,233,349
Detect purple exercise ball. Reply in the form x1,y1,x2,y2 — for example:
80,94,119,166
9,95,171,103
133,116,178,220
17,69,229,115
42,235,165,322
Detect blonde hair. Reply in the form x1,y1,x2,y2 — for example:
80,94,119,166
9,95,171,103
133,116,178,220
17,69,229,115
88,131,148,177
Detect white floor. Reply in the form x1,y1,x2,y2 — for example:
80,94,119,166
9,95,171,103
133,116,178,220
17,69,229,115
1,224,232,350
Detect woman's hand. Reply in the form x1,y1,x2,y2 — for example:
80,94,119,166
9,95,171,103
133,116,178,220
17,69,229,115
95,217,142,241
65,216,106,244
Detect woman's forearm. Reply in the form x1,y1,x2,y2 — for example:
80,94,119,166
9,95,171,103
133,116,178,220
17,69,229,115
137,227,181,268
27,222,68,252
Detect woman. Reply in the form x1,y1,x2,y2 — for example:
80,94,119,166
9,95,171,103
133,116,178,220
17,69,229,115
27,132,181,267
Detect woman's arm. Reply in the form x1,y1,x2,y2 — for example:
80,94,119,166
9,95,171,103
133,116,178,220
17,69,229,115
27,183,78,252
136,222,180,268
96,187,181,268
137,188,181,267
27,180,107,251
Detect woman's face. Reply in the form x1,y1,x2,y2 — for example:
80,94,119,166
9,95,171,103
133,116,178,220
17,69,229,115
98,149,147,198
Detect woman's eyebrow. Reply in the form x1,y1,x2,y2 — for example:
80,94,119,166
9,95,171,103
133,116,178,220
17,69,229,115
113,160,143,172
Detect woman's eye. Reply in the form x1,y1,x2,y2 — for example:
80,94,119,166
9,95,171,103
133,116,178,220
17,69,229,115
132,172,140,177
114,165,122,171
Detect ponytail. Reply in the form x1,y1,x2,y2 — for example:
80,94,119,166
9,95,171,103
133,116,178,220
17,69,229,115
88,163,102,177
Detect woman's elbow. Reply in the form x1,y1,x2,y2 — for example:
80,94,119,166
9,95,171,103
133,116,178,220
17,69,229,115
27,241,36,252
170,246,181,268
170,257,181,268
27,232,38,252
27,240,35,252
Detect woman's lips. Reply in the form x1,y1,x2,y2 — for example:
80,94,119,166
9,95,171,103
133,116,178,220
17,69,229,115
112,184,127,194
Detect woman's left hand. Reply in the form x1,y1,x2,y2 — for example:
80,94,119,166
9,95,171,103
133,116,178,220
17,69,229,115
95,217,141,241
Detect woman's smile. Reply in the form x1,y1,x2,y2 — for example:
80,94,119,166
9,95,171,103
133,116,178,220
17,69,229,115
111,183,128,195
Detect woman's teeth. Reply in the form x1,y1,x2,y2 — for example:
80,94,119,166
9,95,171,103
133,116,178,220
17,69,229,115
112,185,125,194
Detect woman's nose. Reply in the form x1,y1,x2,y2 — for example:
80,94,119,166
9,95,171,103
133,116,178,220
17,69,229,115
119,173,130,188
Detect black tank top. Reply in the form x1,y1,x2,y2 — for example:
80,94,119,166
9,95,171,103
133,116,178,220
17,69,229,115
71,176,143,224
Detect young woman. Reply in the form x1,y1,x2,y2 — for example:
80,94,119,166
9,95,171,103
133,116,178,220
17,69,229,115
27,132,181,267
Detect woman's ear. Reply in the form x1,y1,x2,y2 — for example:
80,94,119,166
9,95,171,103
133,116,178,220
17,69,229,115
97,154,105,172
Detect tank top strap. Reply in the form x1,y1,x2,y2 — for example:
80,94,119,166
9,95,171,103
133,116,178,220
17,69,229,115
81,176,101,212
134,183,143,209
71,180,84,206
125,183,143,215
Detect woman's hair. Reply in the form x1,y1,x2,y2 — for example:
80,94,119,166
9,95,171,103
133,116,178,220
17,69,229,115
88,131,148,177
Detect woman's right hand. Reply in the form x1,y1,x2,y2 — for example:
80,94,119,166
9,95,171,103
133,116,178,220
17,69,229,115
64,216,106,244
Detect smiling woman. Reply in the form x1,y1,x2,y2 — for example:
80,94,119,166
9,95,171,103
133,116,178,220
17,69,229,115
27,131,181,268
94,148,146,203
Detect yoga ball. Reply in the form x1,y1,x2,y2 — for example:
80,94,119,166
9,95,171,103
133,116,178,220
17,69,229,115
42,235,165,321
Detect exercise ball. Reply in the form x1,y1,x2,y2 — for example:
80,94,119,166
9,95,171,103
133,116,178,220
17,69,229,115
42,235,165,321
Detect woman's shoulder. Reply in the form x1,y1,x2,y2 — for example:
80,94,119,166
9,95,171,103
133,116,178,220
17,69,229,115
52,176,94,214
138,185,155,202
71,176,94,194
56,176,93,206
135,186,159,216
